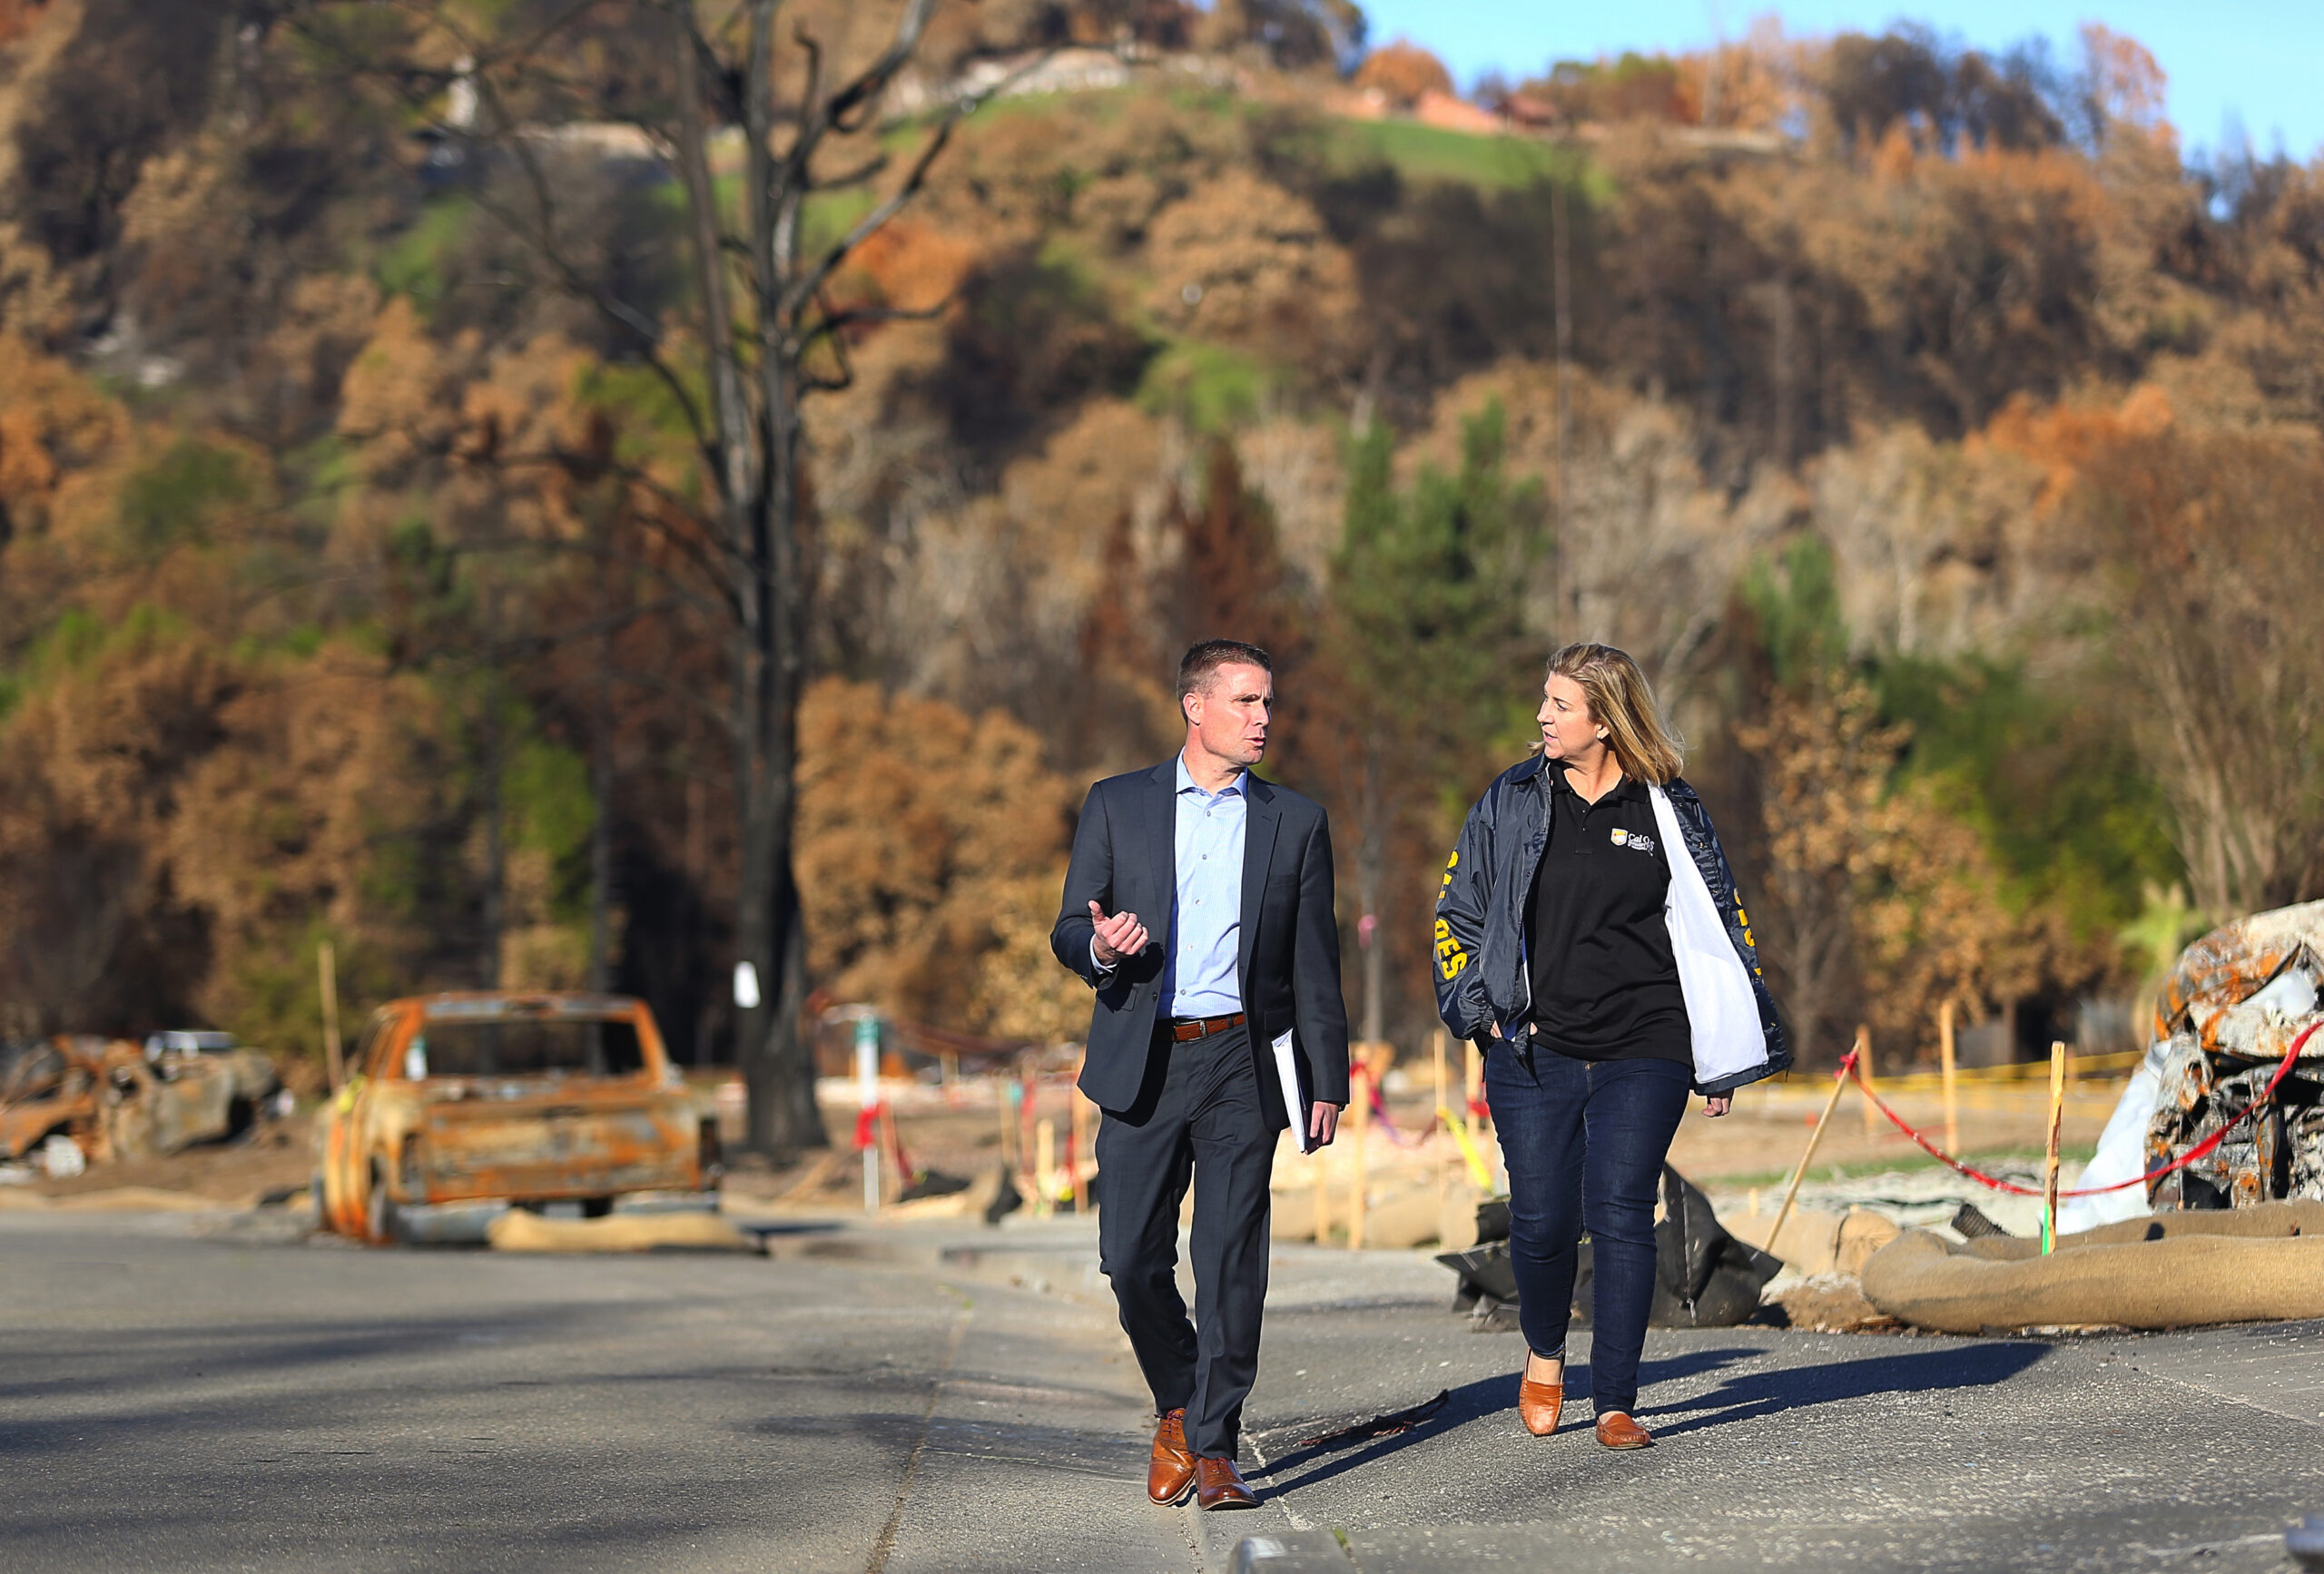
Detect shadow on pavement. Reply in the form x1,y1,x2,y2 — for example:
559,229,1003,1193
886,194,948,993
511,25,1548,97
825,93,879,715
731,1219,842,1245
1256,1341,2049,1492
1637,1340,2050,1437
1255,1348,1758,1491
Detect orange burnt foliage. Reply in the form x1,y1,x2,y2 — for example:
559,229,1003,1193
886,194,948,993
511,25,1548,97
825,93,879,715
1975,384,2176,516
795,679,1088,1042
832,221,981,321
1352,41,1453,110
0,0,48,47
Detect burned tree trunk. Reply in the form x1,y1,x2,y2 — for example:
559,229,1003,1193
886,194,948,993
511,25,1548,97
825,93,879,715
297,0,990,1156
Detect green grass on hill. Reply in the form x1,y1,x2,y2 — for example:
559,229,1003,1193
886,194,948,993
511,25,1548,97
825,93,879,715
949,83,1598,199
1326,117,1581,192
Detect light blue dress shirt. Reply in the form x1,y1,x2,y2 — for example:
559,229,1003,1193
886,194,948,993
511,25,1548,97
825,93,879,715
1162,754,1246,1018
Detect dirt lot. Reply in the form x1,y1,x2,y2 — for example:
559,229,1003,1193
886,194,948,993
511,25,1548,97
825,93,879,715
731,1071,2126,1205
10,1067,2125,1218
1664,1076,2120,1182
13,1110,316,1204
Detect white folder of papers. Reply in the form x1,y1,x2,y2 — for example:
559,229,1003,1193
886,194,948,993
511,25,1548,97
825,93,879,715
1272,1028,1315,1153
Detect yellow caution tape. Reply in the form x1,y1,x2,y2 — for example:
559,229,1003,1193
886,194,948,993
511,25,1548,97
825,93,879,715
1438,1106,1496,1191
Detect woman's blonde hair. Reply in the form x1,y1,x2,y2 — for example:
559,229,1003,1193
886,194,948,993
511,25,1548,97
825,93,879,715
1546,643,1685,785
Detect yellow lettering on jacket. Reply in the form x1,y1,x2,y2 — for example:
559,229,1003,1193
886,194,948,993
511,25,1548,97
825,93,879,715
1433,916,1468,979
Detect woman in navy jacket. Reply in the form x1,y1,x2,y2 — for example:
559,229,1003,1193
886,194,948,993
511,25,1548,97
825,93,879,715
1433,643,1789,1451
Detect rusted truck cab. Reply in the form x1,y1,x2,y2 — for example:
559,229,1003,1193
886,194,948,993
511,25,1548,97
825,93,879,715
317,992,720,1244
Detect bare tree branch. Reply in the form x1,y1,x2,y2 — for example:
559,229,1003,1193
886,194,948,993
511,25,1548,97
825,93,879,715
283,5,722,474
814,151,891,191
798,314,855,392
779,49,1051,321
792,18,824,140
668,0,756,515
290,0,969,1158
779,111,959,320
461,497,742,626
795,297,950,354
821,0,937,134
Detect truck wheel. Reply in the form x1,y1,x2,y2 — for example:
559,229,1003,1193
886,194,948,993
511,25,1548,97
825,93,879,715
365,1164,402,1245
581,1196,615,1219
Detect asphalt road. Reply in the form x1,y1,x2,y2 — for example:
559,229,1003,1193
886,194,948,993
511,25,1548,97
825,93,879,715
2,1208,2319,1573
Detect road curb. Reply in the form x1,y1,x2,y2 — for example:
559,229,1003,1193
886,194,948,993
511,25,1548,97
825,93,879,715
1232,1530,1355,1571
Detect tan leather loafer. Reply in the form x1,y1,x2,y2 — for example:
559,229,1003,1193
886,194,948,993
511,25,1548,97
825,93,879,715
1594,1412,1653,1450
1147,1409,1196,1505
1518,1373,1564,1437
1194,1455,1259,1510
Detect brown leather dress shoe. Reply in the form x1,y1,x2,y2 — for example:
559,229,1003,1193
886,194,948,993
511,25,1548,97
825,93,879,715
1147,1409,1196,1505
1594,1412,1654,1450
1518,1372,1564,1437
1194,1455,1259,1510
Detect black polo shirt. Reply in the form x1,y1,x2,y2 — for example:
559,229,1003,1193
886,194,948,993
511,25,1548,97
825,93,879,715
1526,765,1693,1067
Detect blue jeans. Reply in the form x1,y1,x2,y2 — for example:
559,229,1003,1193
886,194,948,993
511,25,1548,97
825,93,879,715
1484,1045,1691,1417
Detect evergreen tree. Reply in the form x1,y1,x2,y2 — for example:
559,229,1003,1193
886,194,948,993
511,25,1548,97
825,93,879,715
1321,402,1545,1044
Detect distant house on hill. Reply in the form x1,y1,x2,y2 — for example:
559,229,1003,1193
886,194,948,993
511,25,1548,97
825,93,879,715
885,47,1237,120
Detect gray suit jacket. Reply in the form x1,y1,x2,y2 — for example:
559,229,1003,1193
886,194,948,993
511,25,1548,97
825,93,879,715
1050,759,1350,1121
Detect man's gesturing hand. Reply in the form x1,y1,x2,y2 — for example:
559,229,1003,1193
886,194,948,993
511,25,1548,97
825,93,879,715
1088,900,1149,966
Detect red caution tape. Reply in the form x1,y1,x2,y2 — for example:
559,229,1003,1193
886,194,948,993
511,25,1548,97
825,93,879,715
1846,1022,2316,1199
852,1106,879,1152
884,1106,917,1180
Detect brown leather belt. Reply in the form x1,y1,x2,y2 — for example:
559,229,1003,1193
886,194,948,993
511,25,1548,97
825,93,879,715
1162,1012,1246,1042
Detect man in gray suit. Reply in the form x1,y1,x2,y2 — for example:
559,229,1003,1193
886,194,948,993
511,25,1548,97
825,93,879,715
1051,639,1350,1510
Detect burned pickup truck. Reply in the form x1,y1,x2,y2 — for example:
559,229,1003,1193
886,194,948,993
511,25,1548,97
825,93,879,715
315,992,722,1244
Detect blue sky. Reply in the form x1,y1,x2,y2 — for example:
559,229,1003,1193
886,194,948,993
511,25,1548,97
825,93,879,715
1355,1,2323,163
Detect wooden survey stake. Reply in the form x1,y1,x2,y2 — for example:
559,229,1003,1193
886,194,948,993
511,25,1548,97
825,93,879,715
1312,1090,1332,1245
319,940,344,1092
1035,1117,1057,1218
1768,1031,1863,1254
1069,1086,1088,1214
1432,1029,1448,1218
1939,999,1959,1158
1857,1023,1878,1136
2042,1040,2066,1254
1462,1036,1482,1152
1068,1051,1089,1214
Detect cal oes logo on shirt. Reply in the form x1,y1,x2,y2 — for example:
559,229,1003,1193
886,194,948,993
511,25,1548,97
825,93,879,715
1610,828,1656,854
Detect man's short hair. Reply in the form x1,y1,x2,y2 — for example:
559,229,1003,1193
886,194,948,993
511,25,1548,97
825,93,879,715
1177,639,1273,705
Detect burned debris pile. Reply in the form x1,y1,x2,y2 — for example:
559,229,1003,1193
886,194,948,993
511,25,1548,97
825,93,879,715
1860,900,2324,1332
1,1035,280,1172
2142,901,2324,1210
